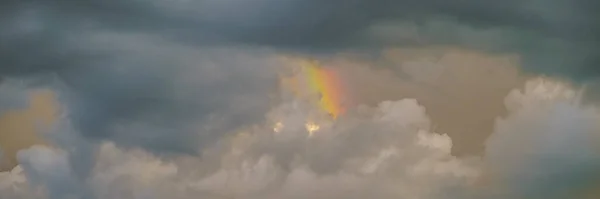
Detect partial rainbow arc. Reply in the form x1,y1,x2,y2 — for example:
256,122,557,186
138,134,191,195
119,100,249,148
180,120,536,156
300,60,345,119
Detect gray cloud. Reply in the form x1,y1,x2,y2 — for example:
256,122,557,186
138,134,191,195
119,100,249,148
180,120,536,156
16,146,84,199
1,1,599,198
0,1,597,154
321,48,526,156
2,78,598,199
0,79,30,114
2,16,280,157
55,33,279,155
2,98,483,199
1,0,599,79
483,78,600,198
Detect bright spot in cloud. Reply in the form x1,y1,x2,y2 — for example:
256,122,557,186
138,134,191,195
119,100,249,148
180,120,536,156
304,122,320,137
273,122,284,133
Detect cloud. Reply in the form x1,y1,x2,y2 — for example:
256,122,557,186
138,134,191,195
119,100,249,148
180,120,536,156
483,78,600,198
1,1,600,198
0,0,598,161
0,165,38,199
1,0,598,164
1,29,281,158
0,79,30,114
0,3,279,163
0,84,58,170
16,146,84,199
54,32,279,154
1,0,599,80
320,47,527,155
0,97,482,199
0,76,599,199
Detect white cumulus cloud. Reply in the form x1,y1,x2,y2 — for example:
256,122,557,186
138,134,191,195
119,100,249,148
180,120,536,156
1,70,599,199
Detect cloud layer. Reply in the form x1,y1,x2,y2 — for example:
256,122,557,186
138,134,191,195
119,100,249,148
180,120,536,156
2,0,598,79
1,77,599,199
0,0,597,159
1,1,600,199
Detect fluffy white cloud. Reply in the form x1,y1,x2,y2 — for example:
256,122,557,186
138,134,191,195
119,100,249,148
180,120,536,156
484,78,600,198
0,165,40,199
1,74,599,199
0,95,481,199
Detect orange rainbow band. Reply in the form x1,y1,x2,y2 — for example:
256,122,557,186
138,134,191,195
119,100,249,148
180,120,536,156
300,60,345,119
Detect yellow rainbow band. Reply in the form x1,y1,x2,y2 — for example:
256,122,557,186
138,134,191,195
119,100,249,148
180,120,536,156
301,60,345,119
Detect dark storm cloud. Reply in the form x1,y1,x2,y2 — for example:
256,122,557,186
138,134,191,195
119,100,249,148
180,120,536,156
0,2,281,154
0,0,598,155
2,0,599,76
51,33,280,155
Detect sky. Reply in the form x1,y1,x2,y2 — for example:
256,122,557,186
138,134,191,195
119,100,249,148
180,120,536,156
0,0,599,199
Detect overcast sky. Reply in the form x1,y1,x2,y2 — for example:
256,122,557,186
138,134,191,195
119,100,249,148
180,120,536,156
1,1,599,199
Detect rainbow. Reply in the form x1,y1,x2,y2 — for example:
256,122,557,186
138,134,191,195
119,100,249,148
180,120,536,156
280,58,345,119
